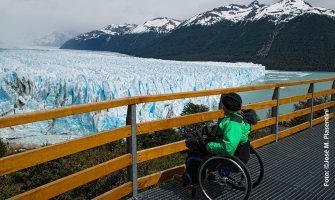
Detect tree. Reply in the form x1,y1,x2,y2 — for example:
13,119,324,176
137,129,183,150
178,102,212,136
288,95,330,127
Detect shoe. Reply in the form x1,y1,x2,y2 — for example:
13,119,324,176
186,184,197,197
173,174,184,185
174,174,196,197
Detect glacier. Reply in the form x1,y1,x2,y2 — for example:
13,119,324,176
0,48,265,144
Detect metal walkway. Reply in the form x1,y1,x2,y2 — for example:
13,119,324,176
136,121,334,200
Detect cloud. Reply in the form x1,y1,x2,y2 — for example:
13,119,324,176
0,0,334,44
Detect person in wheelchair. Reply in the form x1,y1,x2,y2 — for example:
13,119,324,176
207,93,251,164
174,93,254,194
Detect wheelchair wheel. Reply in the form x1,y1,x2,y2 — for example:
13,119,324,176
198,156,251,200
233,146,264,190
248,146,264,188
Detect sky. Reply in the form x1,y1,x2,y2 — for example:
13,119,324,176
0,0,334,44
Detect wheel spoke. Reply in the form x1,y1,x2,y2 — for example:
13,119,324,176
198,156,251,200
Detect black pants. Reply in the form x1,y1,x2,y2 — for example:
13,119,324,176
235,140,250,165
183,150,208,184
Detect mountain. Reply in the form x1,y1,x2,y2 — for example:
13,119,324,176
181,1,263,26
67,18,181,42
34,31,79,47
61,0,335,71
131,17,183,34
73,24,137,41
61,18,183,51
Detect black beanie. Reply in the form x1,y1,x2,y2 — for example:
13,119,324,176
220,93,242,111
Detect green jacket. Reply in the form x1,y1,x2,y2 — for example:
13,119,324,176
206,112,251,157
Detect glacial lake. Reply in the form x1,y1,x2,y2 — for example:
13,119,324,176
240,70,335,119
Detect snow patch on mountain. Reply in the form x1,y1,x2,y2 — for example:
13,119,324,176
183,5,255,26
306,6,335,18
248,0,335,24
74,24,137,40
182,0,264,26
252,0,310,23
131,17,183,34
73,18,182,41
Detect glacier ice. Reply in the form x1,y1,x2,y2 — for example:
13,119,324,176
0,48,265,144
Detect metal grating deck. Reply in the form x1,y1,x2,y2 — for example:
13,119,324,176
134,120,335,200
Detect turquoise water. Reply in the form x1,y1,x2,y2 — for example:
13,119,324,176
239,71,335,119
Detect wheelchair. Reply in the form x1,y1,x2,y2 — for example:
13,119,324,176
197,145,264,200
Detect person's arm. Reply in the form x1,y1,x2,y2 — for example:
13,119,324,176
206,121,242,156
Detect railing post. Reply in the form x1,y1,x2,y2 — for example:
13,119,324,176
331,81,335,114
306,83,314,128
126,104,138,199
272,87,280,142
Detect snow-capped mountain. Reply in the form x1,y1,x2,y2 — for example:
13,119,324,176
182,1,263,26
250,0,335,24
65,0,335,41
182,0,335,26
131,17,183,34
74,24,137,40
61,0,335,71
34,31,79,47
73,18,182,41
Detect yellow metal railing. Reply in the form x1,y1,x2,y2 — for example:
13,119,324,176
0,77,334,199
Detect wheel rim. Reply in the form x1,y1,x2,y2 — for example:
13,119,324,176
198,156,251,200
248,147,264,188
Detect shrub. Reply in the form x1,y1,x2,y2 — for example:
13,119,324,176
288,95,330,127
178,102,212,136
0,138,6,157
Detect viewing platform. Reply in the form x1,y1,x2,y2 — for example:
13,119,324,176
137,120,334,199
